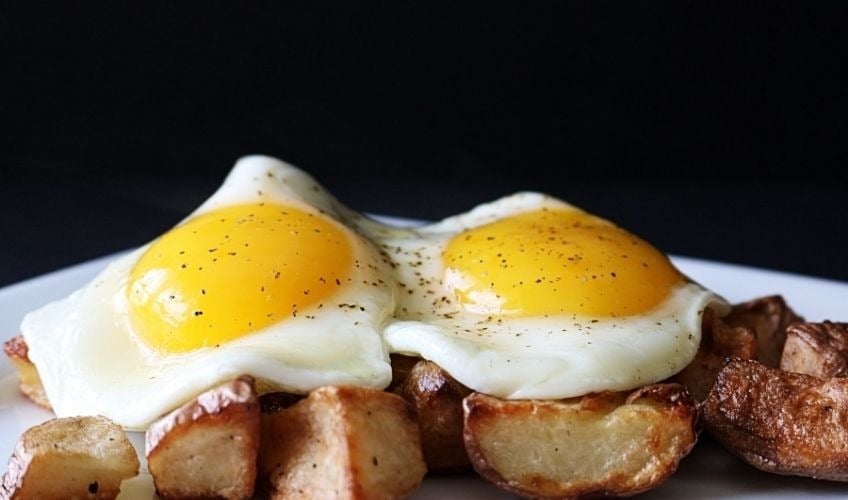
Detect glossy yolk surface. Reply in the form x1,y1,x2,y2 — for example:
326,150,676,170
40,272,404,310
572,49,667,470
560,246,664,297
442,209,682,317
128,203,353,353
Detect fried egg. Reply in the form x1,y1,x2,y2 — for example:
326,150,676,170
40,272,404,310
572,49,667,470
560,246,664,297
21,156,395,429
359,193,727,399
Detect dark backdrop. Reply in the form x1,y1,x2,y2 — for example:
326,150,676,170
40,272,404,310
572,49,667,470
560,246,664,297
1,3,847,286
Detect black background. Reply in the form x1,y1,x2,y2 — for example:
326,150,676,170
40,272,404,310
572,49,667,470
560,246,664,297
1,3,847,286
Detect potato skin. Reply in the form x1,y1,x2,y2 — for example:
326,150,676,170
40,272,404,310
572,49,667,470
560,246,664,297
725,295,803,367
2,336,51,410
781,322,848,378
393,360,472,473
463,384,698,499
703,358,848,481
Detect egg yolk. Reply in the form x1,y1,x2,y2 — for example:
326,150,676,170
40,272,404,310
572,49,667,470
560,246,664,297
442,209,682,317
128,203,353,353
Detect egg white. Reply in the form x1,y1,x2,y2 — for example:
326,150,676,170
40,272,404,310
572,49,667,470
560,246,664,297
21,156,395,429
359,193,728,399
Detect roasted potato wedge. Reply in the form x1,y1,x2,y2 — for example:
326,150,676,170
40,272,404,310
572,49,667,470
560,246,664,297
2,336,50,410
781,321,848,378
145,376,260,499
725,295,803,367
703,358,848,480
259,385,426,499
463,384,698,498
393,360,472,472
673,308,757,401
1,415,139,499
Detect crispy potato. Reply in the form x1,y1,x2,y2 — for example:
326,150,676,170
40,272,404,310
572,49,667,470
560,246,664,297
259,385,426,499
2,336,50,410
781,322,848,378
702,358,848,480
393,360,472,473
145,376,260,499
463,384,698,498
673,308,757,401
1,415,139,499
725,295,803,367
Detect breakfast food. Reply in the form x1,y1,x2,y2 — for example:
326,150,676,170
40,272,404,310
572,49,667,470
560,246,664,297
671,308,758,401
392,358,471,472
463,384,698,498
145,376,260,499
672,295,803,403
363,192,726,401
702,358,848,481
2,336,49,410
19,157,396,430
0,416,138,499
780,321,848,378
724,295,802,367
258,385,426,498
16,155,726,430
8,154,842,497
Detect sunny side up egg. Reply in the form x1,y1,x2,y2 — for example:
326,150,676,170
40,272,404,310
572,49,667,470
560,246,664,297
21,156,396,429
358,193,728,399
21,155,726,430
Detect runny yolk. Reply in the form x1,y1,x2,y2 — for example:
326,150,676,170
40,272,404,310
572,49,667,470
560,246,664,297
127,203,353,353
442,209,682,317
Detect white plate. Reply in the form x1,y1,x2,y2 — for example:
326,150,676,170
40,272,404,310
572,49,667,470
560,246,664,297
2,245,848,498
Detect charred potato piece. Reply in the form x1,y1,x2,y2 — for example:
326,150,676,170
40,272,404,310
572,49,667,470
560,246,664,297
463,384,698,499
703,358,848,480
1,416,139,499
673,308,757,401
259,385,426,499
2,336,50,410
145,376,260,499
725,295,803,367
781,322,848,378
393,360,472,472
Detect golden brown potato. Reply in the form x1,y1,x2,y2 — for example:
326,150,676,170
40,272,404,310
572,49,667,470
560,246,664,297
781,322,848,378
2,336,50,410
1,416,139,499
725,295,803,367
393,360,472,473
702,358,848,480
145,376,260,499
259,385,426,499
463,384,698,499
673,308,758,401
